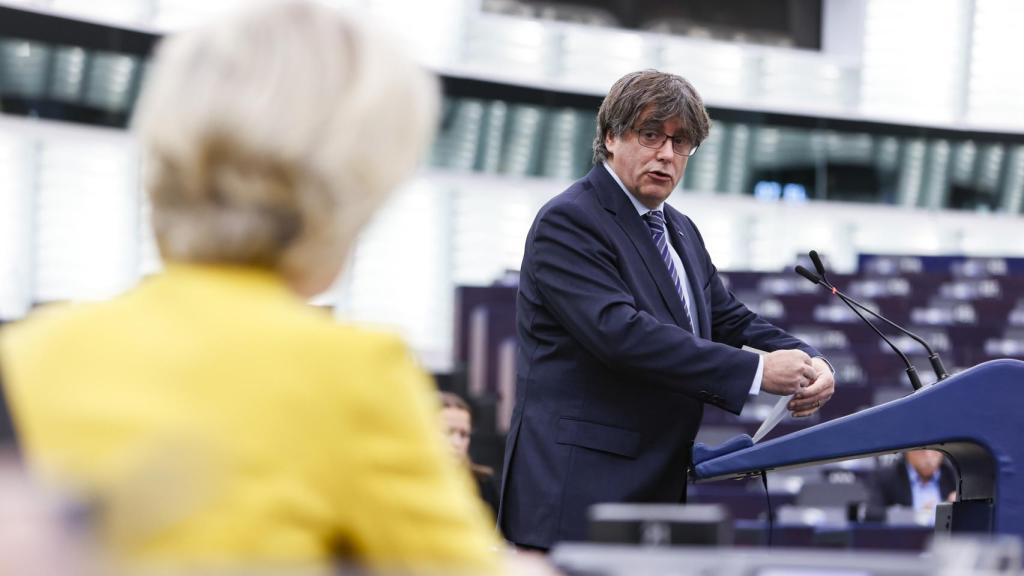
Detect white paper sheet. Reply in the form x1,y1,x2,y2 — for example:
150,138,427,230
742,345,792,444
752,394,792,443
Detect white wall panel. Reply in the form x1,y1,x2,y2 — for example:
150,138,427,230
0,131,33,320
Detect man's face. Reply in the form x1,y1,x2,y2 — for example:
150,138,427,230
906,449,943,480
605,111,690,209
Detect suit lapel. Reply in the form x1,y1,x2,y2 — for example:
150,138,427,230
664,206,708,338
588,166,690,330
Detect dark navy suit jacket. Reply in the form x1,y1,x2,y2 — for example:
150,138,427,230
498,165,819,548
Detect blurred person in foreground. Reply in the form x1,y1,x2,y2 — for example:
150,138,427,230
0,383,87,574
499,70,835,550
0,453,89,576
0,1,504,572
868,449,957,524
440,392,500,519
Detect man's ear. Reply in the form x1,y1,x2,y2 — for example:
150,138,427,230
604,130,619,157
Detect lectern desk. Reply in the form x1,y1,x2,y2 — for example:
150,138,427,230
692,359,1024,536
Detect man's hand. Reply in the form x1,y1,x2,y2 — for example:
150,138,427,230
787,356,835,417
761,350,816,396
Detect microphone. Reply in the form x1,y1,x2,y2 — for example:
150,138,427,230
794,265,822,286
799,253,950,383
808,250,827,279
795,265,924,390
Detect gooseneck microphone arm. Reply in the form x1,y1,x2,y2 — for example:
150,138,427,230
816,282,948,381
807,251,948,382
795,265,924,391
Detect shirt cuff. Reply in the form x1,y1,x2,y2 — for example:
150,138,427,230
749,354,764,395
813,355,836,375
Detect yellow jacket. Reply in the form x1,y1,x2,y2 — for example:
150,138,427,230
0,264,500,571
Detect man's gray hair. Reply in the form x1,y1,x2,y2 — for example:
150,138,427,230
592,70,711,165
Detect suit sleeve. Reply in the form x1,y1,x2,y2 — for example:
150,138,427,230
528,201,758,413
335,336,502,572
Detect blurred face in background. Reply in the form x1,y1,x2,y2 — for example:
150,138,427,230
906,449,944,481
442,407,471,462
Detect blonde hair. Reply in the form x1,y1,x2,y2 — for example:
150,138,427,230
133,0,438,290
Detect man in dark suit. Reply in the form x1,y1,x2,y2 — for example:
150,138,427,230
868,450,957,523
498,70,835,550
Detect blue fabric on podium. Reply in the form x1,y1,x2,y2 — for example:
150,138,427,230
692,434,754,465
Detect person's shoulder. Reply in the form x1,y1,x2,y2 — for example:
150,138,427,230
272,311,399,366
542,174,595,208
535,171,610,228
319,323,411,362
1,300,113,355
288,320,430,421
664,201,710,245
664,201,690,220
664,202,698,229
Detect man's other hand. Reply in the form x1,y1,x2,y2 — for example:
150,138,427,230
787,356,835,417
761,349,815,396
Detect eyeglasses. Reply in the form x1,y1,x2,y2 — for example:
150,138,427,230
635,128,699,157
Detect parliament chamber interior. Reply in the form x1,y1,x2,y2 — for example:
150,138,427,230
1,0,1024,574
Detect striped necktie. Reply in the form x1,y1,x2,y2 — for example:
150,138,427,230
643,210,694,333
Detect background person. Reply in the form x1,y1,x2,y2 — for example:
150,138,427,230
440,391,500,520
0,1,501,572
868,449,957,524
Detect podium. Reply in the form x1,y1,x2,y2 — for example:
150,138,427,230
692,359,1024,536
